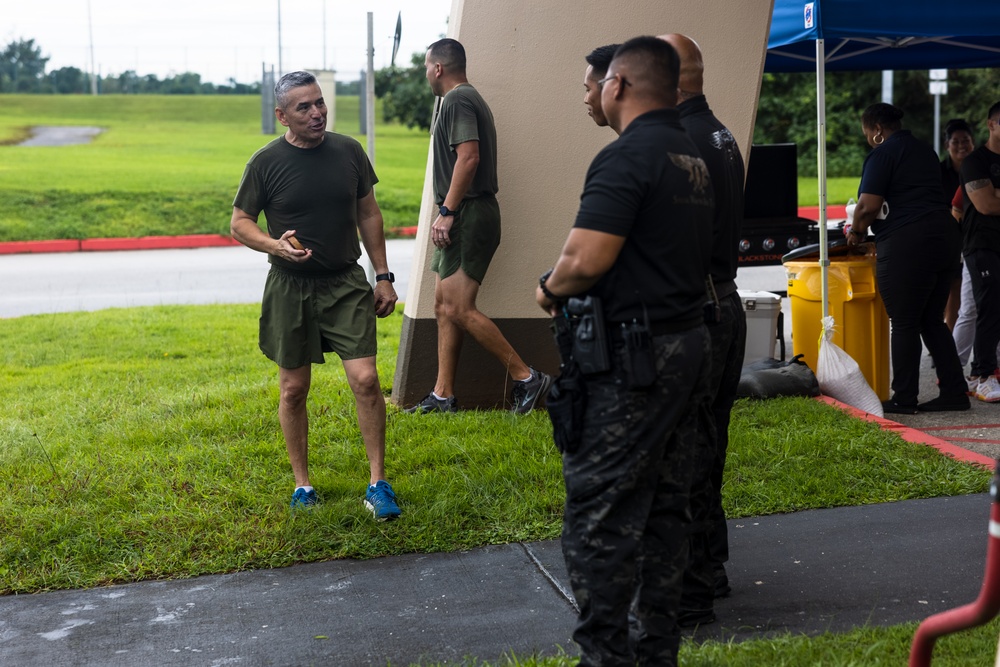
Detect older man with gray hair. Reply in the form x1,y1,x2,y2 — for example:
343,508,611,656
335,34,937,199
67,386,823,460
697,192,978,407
231,71,402,520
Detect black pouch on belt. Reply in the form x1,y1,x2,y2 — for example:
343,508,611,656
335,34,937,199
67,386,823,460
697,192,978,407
620,320,656,390
703,275,722,325
566,296,611,375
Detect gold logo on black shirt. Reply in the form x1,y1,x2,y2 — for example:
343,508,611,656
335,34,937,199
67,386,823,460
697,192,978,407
669,153,710,194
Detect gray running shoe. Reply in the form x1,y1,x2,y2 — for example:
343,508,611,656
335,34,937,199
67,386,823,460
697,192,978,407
405,393,457,414
511,369,553,414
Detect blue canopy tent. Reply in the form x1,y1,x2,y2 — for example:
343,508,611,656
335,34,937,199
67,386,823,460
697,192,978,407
765,0,1000,318
767,2,1000,73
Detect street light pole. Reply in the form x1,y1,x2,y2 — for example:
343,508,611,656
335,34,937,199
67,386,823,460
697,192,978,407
277,0,283,76
366,12,376,166
87,0,98,95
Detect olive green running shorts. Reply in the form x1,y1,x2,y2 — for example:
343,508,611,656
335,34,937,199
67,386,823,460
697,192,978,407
431,194,501,284
259,264,377,368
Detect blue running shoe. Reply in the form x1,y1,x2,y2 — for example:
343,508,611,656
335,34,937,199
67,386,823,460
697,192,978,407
290,487,318,509
364,480,401,521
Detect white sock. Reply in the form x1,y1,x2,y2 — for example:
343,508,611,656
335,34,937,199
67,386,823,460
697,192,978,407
295,485,314,493
431,391,448,400
518,369,535,383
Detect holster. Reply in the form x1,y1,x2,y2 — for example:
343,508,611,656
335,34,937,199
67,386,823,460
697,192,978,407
547,315,588,454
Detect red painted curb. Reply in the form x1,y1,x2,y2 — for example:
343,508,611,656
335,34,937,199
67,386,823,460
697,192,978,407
0,239,82,255
799,205,848,219
0,235,242,255
0,205,838,256
80,235,241,252
817,395,996,468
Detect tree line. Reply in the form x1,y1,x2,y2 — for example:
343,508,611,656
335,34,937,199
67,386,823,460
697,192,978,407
6,36,1000,177
755,68,1000,176
373,52,1000,178
1,38,259,95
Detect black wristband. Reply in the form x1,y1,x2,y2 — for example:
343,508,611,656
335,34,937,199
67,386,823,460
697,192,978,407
539,269,563,302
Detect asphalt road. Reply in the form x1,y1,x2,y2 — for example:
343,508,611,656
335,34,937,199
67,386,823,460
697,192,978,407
0,240,416,319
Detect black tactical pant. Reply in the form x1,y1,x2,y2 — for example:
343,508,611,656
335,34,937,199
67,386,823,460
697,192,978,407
682,290,747,610
561,324,711,667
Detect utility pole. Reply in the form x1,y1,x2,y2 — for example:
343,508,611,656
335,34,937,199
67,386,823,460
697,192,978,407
366,12,376,166
277,0,283,76
87,0,98,95
365,12,377,286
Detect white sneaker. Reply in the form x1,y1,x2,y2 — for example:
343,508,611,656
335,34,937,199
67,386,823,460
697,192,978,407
975,375,1000,403
967,375,980,395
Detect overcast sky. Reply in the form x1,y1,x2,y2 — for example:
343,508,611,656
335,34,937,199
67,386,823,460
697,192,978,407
5,0,453,85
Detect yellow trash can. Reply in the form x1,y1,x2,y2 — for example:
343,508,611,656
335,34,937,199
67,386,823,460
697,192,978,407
783,248,890,400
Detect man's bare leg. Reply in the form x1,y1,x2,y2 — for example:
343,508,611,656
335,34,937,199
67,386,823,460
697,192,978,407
342,356,387,485
433,268,532,395
278,365,311,487
433,274,466,398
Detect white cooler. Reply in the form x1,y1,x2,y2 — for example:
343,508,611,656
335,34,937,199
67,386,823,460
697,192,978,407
737,290,782,365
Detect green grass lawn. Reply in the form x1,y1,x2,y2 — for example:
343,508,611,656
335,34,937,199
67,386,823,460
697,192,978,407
0,95,428,240
1,304,992,665
441,621,1000,667
799,177,860,208
0,93,854,243
2,304,987,596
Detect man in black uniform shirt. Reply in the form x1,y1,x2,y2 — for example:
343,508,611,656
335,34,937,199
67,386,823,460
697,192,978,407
660,33,747,623
536,37,714,667
960,101,1000,401
582,43,619,129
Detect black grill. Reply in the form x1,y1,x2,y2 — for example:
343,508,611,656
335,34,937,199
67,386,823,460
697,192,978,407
738,217,819,267
737,144,818,267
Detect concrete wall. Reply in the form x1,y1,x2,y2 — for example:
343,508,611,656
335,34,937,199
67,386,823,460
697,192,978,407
393,0,775,409
310,69,338,131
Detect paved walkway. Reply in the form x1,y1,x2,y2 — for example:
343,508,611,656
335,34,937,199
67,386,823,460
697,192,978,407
2,243,999,665
16,126,104,147
1,495,992,666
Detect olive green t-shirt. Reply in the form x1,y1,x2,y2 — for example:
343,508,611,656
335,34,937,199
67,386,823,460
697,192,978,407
431,84,499,204
233,132,377,275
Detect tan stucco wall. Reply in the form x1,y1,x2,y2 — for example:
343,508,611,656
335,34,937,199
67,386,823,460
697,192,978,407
309,69,338,131
394,0,775,408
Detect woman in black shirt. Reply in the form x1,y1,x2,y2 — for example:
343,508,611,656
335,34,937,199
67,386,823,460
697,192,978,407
847,103,968,413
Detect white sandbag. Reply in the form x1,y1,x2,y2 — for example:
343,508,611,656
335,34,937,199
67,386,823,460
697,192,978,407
815,316,884,417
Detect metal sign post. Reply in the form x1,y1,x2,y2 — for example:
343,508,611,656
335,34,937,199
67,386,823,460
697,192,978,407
930,69,948,155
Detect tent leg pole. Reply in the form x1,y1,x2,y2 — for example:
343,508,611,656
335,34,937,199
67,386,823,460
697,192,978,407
816,38,829,322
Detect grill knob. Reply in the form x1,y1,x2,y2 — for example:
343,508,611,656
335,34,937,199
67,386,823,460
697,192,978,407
787,236,801,249
739,239,751,252
762,238,776,251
